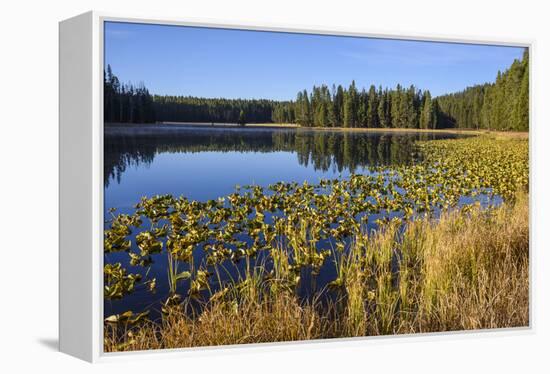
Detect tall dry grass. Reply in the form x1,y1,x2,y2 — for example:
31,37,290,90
105,193,529,352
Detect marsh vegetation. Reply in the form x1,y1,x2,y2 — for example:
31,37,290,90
103,134,529,351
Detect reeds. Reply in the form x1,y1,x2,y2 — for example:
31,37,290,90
105,192,529,351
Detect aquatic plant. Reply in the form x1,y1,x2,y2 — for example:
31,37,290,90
103,135,529,349
104,191,528,351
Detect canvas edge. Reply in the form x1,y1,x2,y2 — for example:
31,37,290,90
59,11,93,362
59,10,102,363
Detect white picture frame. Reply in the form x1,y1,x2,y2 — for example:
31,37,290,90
59,10,533,363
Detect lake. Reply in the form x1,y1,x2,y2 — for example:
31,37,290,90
103,125,461,319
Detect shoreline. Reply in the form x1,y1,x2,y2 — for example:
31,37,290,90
104,121,528,139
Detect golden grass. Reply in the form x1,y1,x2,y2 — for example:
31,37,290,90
398,193,529,332
104,193,529,352
301,127,529,139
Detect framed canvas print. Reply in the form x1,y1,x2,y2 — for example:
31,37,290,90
59,11,531,362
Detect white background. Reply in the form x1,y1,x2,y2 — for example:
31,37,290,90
1,0,548,371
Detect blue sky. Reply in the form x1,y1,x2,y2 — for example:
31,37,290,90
105,21,525,100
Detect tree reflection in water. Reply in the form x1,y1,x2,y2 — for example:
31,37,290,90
104,126,449,187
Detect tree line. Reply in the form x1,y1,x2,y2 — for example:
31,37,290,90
436,49,529,131
104,65,155,123
152,95,287,124
282,82,438,129
104,48,528,131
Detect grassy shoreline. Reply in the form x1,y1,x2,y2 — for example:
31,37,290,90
105,121,528,139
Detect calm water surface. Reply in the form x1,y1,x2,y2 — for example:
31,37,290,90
104,126,461,319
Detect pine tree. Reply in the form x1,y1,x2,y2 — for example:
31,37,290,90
434,48,528,132
404,85,418,128
238,109,246,126
377,88,388,128
391,84,403,128
367,85,379,128
295,90,312,126
344,81,358,127
420,91,435,129
335,85,345,127
357,89,368,127
514,53,529,131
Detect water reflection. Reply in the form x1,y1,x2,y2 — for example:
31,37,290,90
105,126,449,187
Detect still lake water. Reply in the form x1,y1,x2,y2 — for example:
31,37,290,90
104,125,460,318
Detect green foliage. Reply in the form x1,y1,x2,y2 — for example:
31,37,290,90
377,87,391,128
154,94,279,124
436,49,529,131
104,263,142,300
105,50,529,131
295,90,312,126
238,109,246,126
419,91,437,129
104,65,156,124
366,85,379,128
